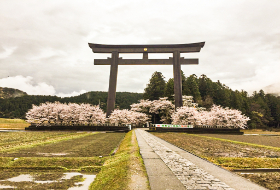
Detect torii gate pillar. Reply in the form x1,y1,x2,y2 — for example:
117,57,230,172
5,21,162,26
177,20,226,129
173,50,183,108
89,42,205,117
107,51,119,117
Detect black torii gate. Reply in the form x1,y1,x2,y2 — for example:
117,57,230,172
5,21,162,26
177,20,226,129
88,42,205,117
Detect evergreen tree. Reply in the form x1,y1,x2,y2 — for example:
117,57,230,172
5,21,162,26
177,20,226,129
163,71,189,101
185,74,201,102
249,90,273,128
266,94,280,127
198,74,213,100
164,78,174,101
198,74,214,108
240,90,250,116
143,71,166,100
230,90,242,110
181,71,190,95
212,80,231,107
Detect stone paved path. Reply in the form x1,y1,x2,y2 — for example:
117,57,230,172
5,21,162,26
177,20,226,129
135,129,267,190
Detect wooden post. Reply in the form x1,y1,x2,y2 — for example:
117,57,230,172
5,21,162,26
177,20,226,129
173,51,183,109
106,51,119,117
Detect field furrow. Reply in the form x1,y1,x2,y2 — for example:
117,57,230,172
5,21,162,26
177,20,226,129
0,132,95,152
0,132,125,157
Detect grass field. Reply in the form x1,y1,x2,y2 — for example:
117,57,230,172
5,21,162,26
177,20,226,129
3,118,279,189
0,133,125,157
153,132,280,190
0,118,29,129
0,118,149,189
0,131,127,189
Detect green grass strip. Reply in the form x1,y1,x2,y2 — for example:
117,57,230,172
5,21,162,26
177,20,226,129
78,166,102,173
89,131,132,190
187,134,280,151
0,132,98,153
206,157,280,170
89,130,149,190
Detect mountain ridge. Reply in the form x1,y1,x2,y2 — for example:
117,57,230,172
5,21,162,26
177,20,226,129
0,87,28,99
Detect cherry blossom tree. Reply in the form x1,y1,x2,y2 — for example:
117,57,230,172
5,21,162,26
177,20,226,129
207,105,250,129
171,104,250,129
171,106,200,125
131,97,175,124
78,103,106,125
26,102,106,126
107,109,149,126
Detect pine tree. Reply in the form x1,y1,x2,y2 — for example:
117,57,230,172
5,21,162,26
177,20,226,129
181,71,190,95
230,90,242,110
266,94,280,127
164,78,174,101
185,74,201,102
240,90,250,116
143,71,166,100
198,74,213,100
212,80,230,107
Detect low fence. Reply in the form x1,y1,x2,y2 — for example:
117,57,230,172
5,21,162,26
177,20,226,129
149,124,243,134
25,123,130,132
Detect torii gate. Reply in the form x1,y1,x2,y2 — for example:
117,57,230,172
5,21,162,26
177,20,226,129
88,42,205,117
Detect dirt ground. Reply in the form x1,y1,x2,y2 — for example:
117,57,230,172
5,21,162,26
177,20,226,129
238,172,280,190
0,133,125,157
200,134,280,148
153,133,280,158
153,132,280,190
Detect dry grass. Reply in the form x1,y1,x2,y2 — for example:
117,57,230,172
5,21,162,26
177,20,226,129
238,172,280,190
0,118,29,129
241,129,280,135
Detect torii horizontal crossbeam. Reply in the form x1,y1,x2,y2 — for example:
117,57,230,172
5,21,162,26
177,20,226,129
94,58,198,65
89,42,205,53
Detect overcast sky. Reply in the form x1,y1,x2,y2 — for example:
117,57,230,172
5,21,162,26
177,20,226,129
0,0,279,97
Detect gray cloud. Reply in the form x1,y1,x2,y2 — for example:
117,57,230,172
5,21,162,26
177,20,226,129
0,0,280,96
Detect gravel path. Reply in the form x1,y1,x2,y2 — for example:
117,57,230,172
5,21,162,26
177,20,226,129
136,129,267,190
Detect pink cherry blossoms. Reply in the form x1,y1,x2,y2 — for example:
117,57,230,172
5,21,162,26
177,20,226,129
26,102,106,125
171,104,250,129
131,97,175,124
26,99,250,129
26,102,149,127
107,109,149,126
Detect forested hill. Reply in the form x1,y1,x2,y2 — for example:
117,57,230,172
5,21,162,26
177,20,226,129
0,87,27,99
0,91,143,119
